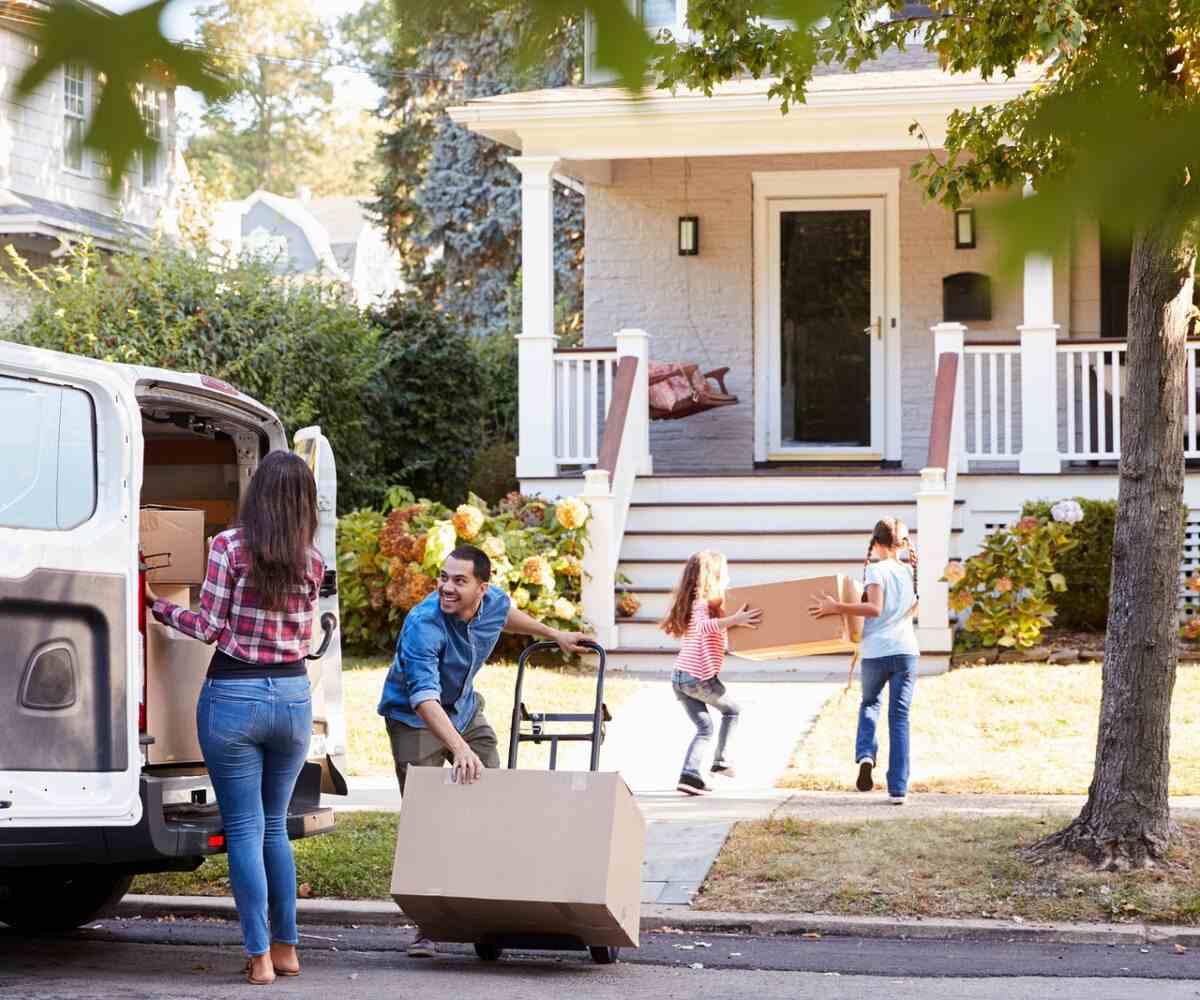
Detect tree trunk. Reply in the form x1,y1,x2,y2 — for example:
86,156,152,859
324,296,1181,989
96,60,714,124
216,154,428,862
1036,219,1195,869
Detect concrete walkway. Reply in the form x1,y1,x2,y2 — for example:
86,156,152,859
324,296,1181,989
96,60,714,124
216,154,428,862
322,673,841,908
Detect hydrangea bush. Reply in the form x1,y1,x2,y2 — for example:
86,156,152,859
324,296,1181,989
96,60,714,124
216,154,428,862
944,501,1081,650
336,487,590,653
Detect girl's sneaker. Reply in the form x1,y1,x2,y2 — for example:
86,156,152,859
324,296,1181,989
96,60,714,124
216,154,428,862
710,763,736,779
677,773,712,795
888,794,907,806
856,758,874,792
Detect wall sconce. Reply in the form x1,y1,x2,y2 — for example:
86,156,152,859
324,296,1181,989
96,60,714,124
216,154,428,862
678,216,699,256
954,208,976,250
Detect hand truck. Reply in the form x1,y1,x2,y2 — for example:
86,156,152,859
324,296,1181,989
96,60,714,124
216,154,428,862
472,638,622,966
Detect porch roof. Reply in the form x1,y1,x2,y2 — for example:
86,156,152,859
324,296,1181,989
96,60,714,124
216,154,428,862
448,57,1040,168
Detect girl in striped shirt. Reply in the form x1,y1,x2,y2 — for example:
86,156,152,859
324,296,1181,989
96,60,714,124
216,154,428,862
660,550,761,795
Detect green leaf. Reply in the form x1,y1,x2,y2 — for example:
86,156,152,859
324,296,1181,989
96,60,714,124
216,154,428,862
18,1,231,190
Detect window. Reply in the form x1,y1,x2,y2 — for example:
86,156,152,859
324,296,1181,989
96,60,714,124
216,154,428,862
642,0,680,30
63,63,87,173
0,376,97,530
139,86,165,188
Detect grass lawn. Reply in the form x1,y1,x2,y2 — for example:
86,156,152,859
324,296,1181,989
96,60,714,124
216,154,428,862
341,654,642,777
782,663,1200,796
696,814,1200,925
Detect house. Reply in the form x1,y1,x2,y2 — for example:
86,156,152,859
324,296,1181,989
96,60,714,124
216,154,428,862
0,0,179,288
211,189,403,308
448,6,1200,675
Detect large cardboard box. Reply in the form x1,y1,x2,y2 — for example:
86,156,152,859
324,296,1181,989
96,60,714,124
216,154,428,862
140,506,206,584
391,768,644,948
145,622,210,764
727,574,864,660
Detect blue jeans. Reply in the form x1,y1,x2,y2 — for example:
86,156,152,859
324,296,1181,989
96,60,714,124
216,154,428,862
197,675,312,957
855,655,917,797
673,671,739,778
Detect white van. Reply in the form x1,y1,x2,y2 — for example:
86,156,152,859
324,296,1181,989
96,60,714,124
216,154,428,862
0,341,348,932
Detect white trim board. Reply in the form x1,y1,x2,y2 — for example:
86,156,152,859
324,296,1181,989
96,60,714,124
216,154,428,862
752,168,902,464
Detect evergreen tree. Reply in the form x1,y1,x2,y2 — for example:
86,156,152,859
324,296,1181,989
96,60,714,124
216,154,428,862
345,4,584,338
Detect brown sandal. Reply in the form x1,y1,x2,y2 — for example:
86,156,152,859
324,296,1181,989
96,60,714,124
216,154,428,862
244,959,275,986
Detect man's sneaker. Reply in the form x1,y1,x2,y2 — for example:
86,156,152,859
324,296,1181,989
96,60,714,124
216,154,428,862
408,935,437,958
889,794,907,806
710,763,737,779
677,773,712,795
856,758,874,792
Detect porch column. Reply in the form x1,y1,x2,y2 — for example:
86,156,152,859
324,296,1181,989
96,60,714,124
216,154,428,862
1018,185,1062,473
511,155,560,480
915,466,954,653
932,322,967,476
614,328,653,476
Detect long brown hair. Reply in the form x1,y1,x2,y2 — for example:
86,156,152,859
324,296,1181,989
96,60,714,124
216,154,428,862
238,450,318,611
660,550,728,638
863,517,918,599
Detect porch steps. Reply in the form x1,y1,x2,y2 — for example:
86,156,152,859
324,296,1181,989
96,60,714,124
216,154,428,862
602,479,963,675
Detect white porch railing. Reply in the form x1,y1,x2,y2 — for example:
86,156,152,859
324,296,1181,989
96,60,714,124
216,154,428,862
553,348,618,466
962,343,1021,463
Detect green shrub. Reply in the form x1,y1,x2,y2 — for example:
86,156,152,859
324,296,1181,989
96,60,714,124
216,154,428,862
5,240,381,511
336,488,590,654
1020,498,1117,630
367,295,486,507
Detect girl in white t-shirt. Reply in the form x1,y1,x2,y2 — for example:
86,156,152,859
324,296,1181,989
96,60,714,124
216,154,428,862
810,518,919,804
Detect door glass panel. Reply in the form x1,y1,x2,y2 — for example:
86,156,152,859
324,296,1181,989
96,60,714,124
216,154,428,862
779,209,871,447
642,0,678,29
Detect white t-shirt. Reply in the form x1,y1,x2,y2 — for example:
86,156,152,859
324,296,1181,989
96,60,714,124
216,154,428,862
860,558,920,659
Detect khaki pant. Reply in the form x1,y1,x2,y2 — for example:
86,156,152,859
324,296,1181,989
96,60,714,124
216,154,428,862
385,693,500,794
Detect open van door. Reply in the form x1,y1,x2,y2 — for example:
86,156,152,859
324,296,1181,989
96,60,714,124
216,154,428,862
294,426,348,794
0,343,143,826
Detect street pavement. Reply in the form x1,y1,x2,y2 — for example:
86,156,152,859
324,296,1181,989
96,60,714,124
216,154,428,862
4,916,1200,999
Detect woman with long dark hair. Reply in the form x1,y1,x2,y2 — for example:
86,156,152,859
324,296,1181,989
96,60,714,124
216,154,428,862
146,450,324,985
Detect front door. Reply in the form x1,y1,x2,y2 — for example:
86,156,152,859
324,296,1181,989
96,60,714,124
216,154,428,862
766,198,885,460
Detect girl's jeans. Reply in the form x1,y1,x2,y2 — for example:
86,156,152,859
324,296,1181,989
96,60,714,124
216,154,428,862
855,654,918,797
672,670,739,778
197,675,312,957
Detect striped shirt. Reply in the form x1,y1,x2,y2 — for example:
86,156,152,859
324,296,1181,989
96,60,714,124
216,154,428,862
674,596,726,681
151,527,324,665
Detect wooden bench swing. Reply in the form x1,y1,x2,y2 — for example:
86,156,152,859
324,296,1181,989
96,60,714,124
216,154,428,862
647,361,738,421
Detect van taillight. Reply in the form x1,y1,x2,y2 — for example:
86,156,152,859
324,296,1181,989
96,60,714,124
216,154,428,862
200,375,239,395
207,835,225,849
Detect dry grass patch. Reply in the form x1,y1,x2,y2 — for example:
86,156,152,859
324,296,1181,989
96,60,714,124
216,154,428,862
342,655,642,776
782,663,1200,796
697,815,1200,925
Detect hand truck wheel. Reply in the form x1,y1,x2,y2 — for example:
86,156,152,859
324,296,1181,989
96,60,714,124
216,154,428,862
474,941,503,961
589,945,619,965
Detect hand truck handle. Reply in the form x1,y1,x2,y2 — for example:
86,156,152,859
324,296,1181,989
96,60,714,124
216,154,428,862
508,639,607,771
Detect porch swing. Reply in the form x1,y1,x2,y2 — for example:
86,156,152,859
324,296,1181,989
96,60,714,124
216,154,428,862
647,158,740,422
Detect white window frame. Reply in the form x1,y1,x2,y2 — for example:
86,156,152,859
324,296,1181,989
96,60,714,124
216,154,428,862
139,85,166,189
62,62,88,176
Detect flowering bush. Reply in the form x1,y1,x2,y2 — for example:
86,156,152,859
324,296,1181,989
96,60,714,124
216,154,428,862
336,487,590,652
946,504,1080,649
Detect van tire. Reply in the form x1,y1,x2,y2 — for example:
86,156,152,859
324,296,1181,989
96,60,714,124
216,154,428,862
0,867,134,933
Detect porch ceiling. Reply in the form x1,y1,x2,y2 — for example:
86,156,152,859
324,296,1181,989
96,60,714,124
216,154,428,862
448,64,1038,170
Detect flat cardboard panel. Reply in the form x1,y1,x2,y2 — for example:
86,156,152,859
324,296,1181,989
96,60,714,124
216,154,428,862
140,506,206,584
727,575,863,661
156,585,191,609
391,768,644,947
145,622,210,764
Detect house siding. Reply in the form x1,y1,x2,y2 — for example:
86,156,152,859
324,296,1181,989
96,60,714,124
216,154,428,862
583,151,1078,472
0,21,176,233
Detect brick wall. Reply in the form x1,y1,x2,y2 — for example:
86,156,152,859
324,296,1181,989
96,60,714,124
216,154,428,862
583,151,1082,472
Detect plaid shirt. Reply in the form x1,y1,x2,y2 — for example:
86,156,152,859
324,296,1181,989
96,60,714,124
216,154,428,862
151,527,324,665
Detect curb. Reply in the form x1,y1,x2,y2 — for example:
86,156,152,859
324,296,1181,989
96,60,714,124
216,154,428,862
116,895,1200,947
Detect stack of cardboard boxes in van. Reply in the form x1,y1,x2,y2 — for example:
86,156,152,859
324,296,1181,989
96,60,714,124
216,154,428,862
140,506,210,765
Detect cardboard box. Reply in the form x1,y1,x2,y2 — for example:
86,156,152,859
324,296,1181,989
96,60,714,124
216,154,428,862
727,575,864,661
140,506,206,584
145,622,210,764
156,584,191,609
391,768,645,948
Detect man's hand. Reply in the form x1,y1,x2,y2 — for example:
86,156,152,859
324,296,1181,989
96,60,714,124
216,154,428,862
451,743,484,785
552,630,590,655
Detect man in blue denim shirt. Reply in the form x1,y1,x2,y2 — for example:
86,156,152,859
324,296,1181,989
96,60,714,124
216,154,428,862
379,545,586,794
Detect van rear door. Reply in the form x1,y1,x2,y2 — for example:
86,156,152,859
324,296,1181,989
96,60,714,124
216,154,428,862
0,343,142,826
293,426,348,793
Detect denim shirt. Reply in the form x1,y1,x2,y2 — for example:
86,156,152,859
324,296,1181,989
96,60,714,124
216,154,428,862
377,586,512,731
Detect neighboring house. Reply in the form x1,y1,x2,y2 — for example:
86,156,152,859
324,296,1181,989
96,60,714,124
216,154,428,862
0,0,179,285
211,189,403,308
448,4,1200,672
